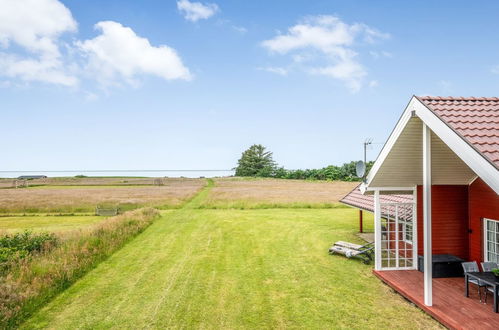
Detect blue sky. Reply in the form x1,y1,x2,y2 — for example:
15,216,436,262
2,0,499,171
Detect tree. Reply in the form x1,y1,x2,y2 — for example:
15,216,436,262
235,144,276,177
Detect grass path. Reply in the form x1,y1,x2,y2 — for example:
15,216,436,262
21,180,439,329
183,178,214,209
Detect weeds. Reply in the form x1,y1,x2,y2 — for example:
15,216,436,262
0,207,160,328
0,232,57,266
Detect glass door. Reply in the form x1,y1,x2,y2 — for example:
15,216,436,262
379,202,416,270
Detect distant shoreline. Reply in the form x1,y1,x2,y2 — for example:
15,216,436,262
0,170,235,179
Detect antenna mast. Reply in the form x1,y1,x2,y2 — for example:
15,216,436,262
363,138,373,164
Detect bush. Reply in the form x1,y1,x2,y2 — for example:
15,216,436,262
234,144,374,181
269,161,375,181
0,232,57,266
0,208,160,328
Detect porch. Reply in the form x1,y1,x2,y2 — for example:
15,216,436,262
374,270,499,329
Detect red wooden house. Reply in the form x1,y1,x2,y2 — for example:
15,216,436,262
359,96,499,328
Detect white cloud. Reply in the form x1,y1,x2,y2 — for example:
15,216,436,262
261,15,389,92
258,66,288,76
369,80,379,88
308,59,366,91
0,54,77,86
77,21,191,86
177,0,219,22
492,65,499,74
0,0,78,86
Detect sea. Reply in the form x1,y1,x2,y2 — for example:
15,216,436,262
0,170,235,179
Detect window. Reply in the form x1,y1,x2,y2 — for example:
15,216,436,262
399,221,413,244
404,223,413,243
484,218,499,263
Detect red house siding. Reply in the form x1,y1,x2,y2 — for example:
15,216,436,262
417,185,469,259
468,178,499,263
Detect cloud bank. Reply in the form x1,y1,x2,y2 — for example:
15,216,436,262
0,0,191,89
261,15,389,92
0,0,78,86
77,21,191,86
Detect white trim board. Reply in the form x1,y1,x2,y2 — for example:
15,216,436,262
365,96,499,194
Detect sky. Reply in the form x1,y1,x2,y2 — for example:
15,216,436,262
2,0,499,171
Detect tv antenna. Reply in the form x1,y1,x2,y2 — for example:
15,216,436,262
363,138,373,164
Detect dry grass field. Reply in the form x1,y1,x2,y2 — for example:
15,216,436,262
0,178,205,213
0,176,190,188
200,177,358,208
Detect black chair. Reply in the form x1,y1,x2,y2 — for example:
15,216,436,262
481,261,498,272
462,261,487,302
481,261,498,304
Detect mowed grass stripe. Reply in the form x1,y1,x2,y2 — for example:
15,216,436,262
0,215,105,232
22,208,439,329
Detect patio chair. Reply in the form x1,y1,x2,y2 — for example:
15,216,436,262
462,261,487,302
481,261,498,272
481,261,498,304
328,241,374,264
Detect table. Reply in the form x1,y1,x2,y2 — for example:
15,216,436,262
465,272,499,313
417,254,465,277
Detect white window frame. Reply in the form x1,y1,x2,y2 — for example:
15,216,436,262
483,218,499,263
378,202,416,270
400,221,413,244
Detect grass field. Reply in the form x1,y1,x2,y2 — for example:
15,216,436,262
0,178,205,213
0,215,104,233
0,177,196,188
19,180,439,329
200,177,358,209
0,177,440,328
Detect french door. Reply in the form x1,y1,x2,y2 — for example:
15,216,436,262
379,202,417,270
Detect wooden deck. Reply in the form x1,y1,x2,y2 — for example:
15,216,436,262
374,270,499,329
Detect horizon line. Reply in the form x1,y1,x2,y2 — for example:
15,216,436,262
0,169,235,173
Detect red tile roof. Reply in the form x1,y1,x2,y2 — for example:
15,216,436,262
417,96,499,169
340,184,413,213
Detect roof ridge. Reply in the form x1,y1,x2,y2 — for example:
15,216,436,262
418,96,499,101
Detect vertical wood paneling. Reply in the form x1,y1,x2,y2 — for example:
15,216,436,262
417,185,469,259
468,178,499,263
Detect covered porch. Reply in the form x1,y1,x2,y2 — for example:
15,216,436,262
375,270,499,329
361,96,499,327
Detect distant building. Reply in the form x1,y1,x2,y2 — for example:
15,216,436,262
17,175,48,180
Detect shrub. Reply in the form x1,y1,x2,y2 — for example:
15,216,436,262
270,161,375,181
0,232,57,267
0,207,160,328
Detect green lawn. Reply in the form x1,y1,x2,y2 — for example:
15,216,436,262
0,215,105,232
22,207,438,329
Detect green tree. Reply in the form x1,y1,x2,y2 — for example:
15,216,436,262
235,144,276,177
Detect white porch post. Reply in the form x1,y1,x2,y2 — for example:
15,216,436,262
423,123,432,306
412,187,418,269
374,190,382,271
